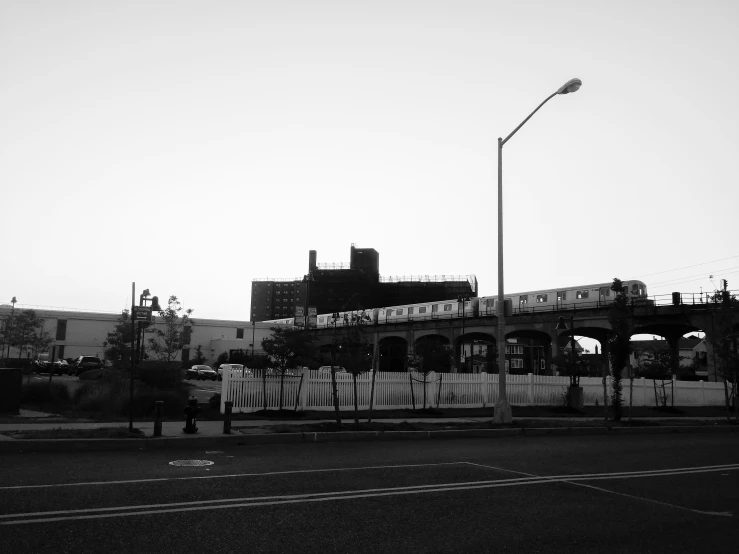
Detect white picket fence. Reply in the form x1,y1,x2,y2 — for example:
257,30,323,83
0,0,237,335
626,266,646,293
220,369,729,414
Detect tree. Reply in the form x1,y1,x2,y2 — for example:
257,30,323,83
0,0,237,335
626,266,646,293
10,310,47,359
608,278,631,421
636,348,674,408
408,339,453,410
261,326,316,411
708,298,739,422
104,311,135,367
335,324,373,423
147,296,194,363
191,345,207,366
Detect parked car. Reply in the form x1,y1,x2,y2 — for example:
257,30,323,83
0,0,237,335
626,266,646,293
217,364,251,380
74,356,104,375
317,366,346,375
187,365,217,381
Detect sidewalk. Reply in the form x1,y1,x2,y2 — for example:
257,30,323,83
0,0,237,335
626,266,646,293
0,409,733,439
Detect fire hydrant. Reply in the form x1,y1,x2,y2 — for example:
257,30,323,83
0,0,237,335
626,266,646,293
183,397,200,434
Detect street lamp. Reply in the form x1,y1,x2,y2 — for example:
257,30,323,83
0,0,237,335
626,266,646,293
556,314,578,364
4,296,17,359
458,295,470,372
495,78,582,424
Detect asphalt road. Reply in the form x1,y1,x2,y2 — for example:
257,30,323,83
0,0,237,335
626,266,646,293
1,433,737,553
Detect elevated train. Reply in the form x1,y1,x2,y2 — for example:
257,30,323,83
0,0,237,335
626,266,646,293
263,280,649,329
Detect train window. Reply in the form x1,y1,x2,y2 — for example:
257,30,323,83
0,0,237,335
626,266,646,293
444,304,452,311
632,283,641,295
536,294,548,303
519,296,528,305
577,290,589,299
387,310,393,316
319,317,325,323
432,305,438,312
557,291,567,301
408,307,414,315
397,309,404,315
419,307,427,314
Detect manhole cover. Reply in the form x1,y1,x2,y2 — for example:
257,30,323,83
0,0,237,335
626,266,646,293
169,460,215,467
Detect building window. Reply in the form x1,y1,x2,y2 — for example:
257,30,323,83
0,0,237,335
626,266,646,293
511,358,523,369
57,345,65,359
540,359,546,370
236,328,244,339
55,319,67,341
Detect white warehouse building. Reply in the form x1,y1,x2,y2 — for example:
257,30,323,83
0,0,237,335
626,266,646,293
0,305,281,366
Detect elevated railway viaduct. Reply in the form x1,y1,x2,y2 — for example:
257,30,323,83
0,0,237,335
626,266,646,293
307,301,738,380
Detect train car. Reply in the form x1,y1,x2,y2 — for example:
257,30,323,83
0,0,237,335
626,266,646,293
315,308,377,329
376,297,480,324
477,280,648,315
297,280,648,330
261,317,295,326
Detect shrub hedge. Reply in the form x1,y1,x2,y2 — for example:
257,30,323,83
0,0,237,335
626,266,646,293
21,381,71,404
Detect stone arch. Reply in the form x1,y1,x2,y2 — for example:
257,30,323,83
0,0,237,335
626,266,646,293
503,329,553,375
378,336,408,372
456,332,496,373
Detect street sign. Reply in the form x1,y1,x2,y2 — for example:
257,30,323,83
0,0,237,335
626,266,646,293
133,306,152,322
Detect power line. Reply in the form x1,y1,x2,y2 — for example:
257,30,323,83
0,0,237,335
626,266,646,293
649,265,739,287
648,269,739,290
633,254,739,279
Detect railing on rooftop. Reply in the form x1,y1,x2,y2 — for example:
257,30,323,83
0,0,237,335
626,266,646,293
379,274,478,293
0,304,121,314
252,277,302,283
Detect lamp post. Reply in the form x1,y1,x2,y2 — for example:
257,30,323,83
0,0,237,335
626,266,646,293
458,295,470,372
4,296,17,360
495,78,582,424
251,321,256,359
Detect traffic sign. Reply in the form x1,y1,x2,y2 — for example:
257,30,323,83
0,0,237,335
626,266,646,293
133,306,152,322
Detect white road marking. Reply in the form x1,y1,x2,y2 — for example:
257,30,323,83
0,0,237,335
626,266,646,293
1,464,736,525
0,462,465,490
464,462,735,517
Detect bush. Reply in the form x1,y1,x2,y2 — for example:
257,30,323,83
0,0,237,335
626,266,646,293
209,393,221,409
136,362,182,389
22,381,70,404
72,374,189,418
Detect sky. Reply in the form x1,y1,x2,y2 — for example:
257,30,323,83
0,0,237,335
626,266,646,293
1,0,737,325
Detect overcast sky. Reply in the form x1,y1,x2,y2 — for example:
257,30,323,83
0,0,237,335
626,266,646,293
2,0,737,323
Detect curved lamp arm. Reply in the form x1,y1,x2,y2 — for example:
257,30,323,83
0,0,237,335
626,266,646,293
501,78,582,146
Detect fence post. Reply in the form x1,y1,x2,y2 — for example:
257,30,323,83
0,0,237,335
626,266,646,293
641,377,647,407
299,367,311,410
481,372,488,408
428,371,437,410
700,380,705,405
221,366,230,414
528,373,534,404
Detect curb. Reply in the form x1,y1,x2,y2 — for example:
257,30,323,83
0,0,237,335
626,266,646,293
0,424,735,453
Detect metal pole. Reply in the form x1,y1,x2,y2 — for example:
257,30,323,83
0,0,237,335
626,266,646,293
129,282,135,432
251,322,255,358
495,137,512,423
